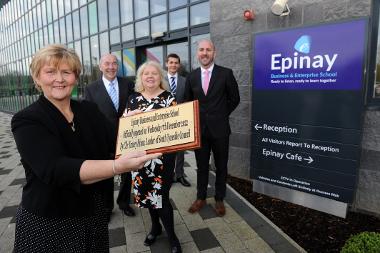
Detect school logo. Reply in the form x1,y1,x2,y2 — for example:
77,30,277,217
294,35,311,54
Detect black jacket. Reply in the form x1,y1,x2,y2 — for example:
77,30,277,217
184,64,240,138
11,95,113,217
84,77,135,150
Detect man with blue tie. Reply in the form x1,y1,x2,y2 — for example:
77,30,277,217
166,53,191,187
84,54,136,220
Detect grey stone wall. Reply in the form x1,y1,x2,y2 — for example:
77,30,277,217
210,0,380,216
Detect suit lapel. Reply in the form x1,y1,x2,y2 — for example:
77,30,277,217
118,77,127,115
176,76,185,102
206,65,218,96
99,80,118,115
194,68,207,97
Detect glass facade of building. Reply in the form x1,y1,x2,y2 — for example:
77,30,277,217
0,0,210,112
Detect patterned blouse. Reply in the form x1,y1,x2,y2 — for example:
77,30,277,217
127,90,176,208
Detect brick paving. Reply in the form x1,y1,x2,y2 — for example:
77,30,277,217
0,111,305,253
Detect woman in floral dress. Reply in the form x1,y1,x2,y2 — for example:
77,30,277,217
126,61,182,253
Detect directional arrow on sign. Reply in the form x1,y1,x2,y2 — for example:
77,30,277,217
255,124,262,130
304,156,314,164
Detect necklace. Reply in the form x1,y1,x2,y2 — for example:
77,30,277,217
69,121,75,132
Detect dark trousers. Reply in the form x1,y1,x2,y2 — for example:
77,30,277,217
116,172,132,210
174,151,185,178
148,154,178,246
195,127,229,201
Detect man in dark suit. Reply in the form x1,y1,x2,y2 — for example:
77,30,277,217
165,53,191,187
84,54,135,218
185,39,240,216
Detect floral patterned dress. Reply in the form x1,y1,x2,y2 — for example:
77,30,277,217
127,90,176,209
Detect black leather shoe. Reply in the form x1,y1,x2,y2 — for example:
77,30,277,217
176,176,191,187
122,205,135,216
144,229,162,246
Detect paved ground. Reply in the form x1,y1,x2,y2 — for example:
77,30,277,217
0,111,305,253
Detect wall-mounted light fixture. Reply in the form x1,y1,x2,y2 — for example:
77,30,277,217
243,9,255,21
271,0,290,16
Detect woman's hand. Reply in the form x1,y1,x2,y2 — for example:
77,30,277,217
115,151,161,173
122,109,143,117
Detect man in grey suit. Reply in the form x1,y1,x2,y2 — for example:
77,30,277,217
84,54,136,219
165,53,191,187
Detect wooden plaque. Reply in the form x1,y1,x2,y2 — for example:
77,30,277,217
115,100,200,157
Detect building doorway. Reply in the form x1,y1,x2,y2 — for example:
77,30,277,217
136,40,190,77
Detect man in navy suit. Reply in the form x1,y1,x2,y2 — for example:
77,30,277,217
165,53,191,187
84,54,135,218
185,39,240,216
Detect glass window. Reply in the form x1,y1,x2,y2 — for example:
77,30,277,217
98,0,108,31
74,40,82,63
169,0,187,9
122,24,134,42
34,31,40,51
80,6,89,37
151,14,167,34
48,23,54,43
30,10,35,32
59,17,66,43
190,2,209,26
108,0,120,28
51,0,58,21
169,8,187,30
66,14,73,42
27,35,32,56
41,1,47,26
135,19,149,38
88,2,98,35
53,20,60,42
122,48,136,76
80,0,87,6
151,0,166,15
38,29,44,47
82,38,91,76
30,34,35,55
110,28,120,45
65,0,71,14
167,41,189,73
20,15,25,38
146,46,163,64
120,0,133,24
33,7,38,30
72,0,79,10
90,35,100,81
36,4,42,29
43,26,48,45
99,31,109,55
46,0,53,23
72,10,80,40
112,51,124,77
190,33,209,69
134,0,148,19
58,0,65,17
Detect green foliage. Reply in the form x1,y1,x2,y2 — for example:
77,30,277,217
340,232,380,253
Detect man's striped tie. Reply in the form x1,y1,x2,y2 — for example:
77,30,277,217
109,81,118,110
170,76,177,94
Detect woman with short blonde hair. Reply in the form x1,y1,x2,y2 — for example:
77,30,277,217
12,44,160,252
134,60,170,93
